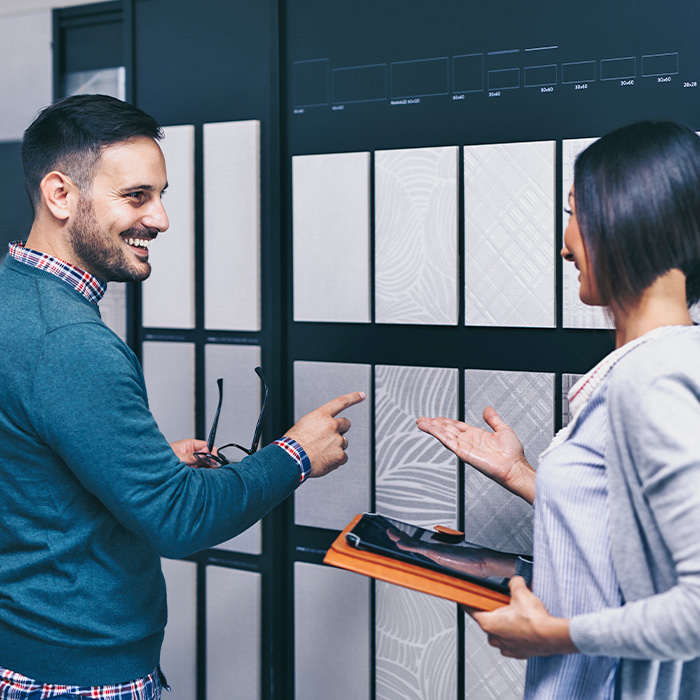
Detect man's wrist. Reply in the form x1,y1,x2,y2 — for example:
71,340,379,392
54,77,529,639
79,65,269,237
272,437,311,484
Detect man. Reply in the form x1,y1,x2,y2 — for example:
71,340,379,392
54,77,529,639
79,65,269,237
0,94,364,697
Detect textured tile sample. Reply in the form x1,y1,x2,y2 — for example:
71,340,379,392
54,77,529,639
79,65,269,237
376,581,456,700
99,282,127,342
293,152,371,323
463,370,554,553
160,558,196,700
142,341,195,443
295,563,371,700
375,365,458,528
0,12,51,141
142,125,195,329
204,120,261,331
375,147,458,325
562,373,584,427
294,361,371,529
464,140,556,327
561,137,614,330
206,566,260,700
205,343,262,554
464,614,525,699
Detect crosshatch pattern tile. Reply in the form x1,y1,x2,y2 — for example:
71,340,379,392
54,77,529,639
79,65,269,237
294,361,371,529
561,137,614,330
205,344,262,554
376,581,457,700
464,140,555,328
464,614,526,699
295,563,371,700
293,152,371,323
142,124,195,329
562,373,584,427
375,146,459,325
463,370,554,553
375,365,458,529
99,282,127,342
206,567,260,700
204,120,261,331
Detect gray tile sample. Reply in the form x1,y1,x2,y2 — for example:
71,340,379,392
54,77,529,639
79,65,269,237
463,370,554,553
99,282,127,342
204,120,261,331
464,614,525,699
142,341,195,443
292,152,371,323
375,146,459,325
295,563,371,700
205,344,262,554
294,361,371,529
562,373,584,427
160,558,196,700
142,124,195,329
376,581,457,700
464,140,556,328
561,137,614,330
375,365,458,529
206,566,261,700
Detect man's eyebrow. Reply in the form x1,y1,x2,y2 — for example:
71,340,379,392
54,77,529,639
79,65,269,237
124,182,169,193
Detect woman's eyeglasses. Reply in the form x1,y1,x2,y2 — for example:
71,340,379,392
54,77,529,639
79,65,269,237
194,366,269,467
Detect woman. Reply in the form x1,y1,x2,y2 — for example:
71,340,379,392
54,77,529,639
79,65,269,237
417,120,700,699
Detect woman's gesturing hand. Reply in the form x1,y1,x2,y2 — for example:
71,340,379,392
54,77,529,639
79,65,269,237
416,407,536,504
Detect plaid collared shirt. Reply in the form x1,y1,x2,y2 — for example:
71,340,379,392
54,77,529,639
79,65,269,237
8,241,106,306
0,665,165,699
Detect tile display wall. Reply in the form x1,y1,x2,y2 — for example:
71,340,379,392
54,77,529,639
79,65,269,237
204,120,261,331
464,140,556,328
562,373,584,427
293,152,371,323
294,361,372,529
99,282,127,342
375,146,459,325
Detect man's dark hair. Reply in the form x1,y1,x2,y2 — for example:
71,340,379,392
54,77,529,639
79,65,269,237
21,94,163,211
574,120,700,308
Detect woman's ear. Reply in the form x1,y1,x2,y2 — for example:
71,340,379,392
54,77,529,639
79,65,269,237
39,171,79,222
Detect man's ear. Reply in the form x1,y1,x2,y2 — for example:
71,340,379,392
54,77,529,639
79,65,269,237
39,171,80,221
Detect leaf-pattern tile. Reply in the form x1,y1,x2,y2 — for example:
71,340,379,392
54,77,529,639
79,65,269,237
562,373,584,427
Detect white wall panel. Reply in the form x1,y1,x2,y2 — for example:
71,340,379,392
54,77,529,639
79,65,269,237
204,120,261,331
99,282,127,342
292,152,371,323
142,124,195,328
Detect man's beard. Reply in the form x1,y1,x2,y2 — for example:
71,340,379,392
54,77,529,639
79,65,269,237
69,196,155,283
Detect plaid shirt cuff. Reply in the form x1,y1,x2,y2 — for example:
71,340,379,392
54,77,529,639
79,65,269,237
272,437,311,483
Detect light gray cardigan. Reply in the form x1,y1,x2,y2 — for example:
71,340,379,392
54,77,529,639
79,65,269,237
569,326,700,699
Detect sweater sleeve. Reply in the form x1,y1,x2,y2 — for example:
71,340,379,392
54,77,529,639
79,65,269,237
569,337,700,660
30,322,301,558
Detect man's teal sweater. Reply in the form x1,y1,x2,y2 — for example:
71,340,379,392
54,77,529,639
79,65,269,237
0,255,300,685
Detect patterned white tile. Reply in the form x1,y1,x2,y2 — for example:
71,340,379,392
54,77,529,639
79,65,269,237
99,282,127,342
142,125,195,329
295,563,371,700
562,373,584,427
463,370,554,553
375,365,458,529
204,120,261,331
562,137,614,329
375,146,459,325
376,581,457,700
293,152,371,323
464,141,555,328
294,361,371,529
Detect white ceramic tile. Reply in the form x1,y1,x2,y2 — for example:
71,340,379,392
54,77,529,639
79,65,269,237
562,373,584,427
160,558,196,700
463,370,554,553
375,146,459,325
204,344,263,553
295,563,371,700
99,282,127,342
561,137,615,329
292,152,371,323
0,12,51,141
464,140,556,328
294,361,371,529
376,581,457,700
204,120,261,331
142,125,195,329
142,341,195,443
206,566,261,700
375,365,458,528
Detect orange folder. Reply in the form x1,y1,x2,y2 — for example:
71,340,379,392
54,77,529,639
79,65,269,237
323,514,510,611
